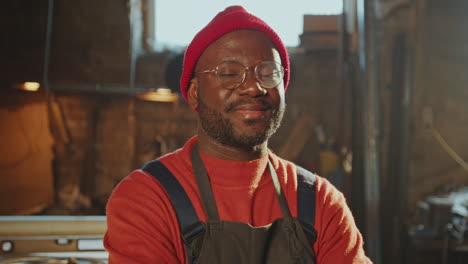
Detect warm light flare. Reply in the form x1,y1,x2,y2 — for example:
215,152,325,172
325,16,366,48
136,88,179,102
17,82,41,91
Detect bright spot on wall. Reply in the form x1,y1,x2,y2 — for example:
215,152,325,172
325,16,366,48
153,0,342,50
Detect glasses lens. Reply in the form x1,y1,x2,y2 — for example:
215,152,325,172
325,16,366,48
255,61,284,88
216,61,245,90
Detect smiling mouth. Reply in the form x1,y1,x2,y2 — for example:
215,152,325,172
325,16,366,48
233,105,270,120
225,99,274,121
234,104,268,111
226,99,273,111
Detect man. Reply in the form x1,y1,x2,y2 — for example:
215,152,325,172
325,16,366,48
105,6,372,264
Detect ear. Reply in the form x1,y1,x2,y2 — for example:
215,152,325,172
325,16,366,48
187,78,199,111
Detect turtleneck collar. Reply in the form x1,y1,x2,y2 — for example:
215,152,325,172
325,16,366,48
182,136,273,189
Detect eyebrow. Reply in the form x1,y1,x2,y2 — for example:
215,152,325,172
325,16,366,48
219,57,241,63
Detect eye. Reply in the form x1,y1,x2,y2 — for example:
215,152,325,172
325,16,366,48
217,63,243,78
218,72,241,78
216,65,243,78
258,71,281,79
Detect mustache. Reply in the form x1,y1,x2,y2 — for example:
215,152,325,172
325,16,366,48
224,99,275,113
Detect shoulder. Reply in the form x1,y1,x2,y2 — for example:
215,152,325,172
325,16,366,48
107,138,193,212
107,137,202,221
157,136,196,176
107,137,192,215
309,174,348,223
106,169,171,215
105,171,186,263
292,165,345,212
315,175,344,200
307,176,371,263
268,150,298,181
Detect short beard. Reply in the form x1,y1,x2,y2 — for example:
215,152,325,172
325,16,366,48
197,97,285,150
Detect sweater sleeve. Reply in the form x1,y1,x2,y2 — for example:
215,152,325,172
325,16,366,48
104,170,186,264
313,177,373,264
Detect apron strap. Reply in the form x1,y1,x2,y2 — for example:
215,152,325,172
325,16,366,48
191,144,220,221
141,160,204,263
192,144,294,221
268,160,292,218
297,165,317,243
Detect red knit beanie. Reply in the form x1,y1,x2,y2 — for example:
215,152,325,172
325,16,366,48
179,5,290,102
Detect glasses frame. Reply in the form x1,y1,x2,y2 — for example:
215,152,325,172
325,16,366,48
195,60,286,90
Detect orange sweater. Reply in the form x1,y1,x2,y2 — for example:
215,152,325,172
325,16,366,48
104,137,372,263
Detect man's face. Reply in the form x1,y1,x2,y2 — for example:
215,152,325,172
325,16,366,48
191,30,286,149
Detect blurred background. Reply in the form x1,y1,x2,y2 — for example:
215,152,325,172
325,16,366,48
1,0,467,263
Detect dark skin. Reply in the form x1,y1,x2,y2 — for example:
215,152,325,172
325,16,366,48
187,30,286,161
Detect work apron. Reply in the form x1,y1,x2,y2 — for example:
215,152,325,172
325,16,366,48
186,145,316,264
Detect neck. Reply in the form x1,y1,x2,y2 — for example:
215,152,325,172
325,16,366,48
197,133,268,161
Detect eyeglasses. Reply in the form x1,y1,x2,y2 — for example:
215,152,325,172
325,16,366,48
195,61,286,90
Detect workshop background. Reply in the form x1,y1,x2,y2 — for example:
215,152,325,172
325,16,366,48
1,0,467,263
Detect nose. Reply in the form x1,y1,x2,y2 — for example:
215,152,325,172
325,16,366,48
236,70,267,97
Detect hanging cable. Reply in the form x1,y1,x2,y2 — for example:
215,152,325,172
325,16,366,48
431,128,468,173
43,0,54,95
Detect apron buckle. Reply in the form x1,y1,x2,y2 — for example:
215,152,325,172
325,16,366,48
182,221,206,245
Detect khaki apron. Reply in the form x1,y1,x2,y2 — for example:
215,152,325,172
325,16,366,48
186,145,316,264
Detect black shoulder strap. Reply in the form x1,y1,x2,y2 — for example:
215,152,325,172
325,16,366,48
296,165,317,243
141,160,204,263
